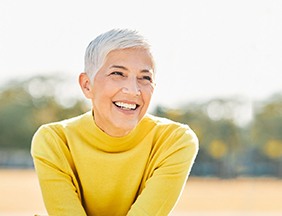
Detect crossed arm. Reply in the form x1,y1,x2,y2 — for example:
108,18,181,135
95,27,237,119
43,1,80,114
31,126,198,216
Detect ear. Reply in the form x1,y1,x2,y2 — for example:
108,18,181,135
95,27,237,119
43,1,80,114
79,73,93,99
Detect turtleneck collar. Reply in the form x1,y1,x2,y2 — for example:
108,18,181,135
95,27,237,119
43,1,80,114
80,111,150,152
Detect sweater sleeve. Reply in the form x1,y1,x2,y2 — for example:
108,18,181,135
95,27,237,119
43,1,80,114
127,126,199,216
31,125,87,216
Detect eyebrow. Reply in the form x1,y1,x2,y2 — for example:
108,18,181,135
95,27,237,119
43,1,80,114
110,65,128,70
141,69,153,74
110,65,153,74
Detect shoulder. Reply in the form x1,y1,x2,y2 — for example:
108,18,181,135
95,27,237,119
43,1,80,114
31,112,91,151
142,114,199,164
34,111,91,136
143,114,199,148
144,114,197,137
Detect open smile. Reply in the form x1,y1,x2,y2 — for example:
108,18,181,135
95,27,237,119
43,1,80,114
113,101,140,111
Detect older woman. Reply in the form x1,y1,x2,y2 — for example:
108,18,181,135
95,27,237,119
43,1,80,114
31,29,198,216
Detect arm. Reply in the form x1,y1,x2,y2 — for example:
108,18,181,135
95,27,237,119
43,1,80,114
127,127,199,216
31,126,87,216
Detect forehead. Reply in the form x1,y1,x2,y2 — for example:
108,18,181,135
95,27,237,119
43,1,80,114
104,48,155,71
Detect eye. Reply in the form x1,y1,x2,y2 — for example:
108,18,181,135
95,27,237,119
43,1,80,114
138,75,153,83
142,76,152,82
138,75,154,85
110,71,124,76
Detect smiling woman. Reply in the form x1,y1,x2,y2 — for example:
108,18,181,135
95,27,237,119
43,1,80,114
31,29,199,216
80,48,155,137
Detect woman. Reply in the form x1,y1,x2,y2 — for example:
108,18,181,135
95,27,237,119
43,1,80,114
31,29,198,216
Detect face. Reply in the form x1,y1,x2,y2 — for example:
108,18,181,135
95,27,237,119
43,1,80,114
80,48,155,137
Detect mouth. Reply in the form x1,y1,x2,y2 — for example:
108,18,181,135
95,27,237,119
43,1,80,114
113,101,140,111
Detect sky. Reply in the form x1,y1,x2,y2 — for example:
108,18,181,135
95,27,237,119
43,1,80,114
1,0,282,111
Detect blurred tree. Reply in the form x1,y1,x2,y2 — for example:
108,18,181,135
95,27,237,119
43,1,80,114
263,139,282,159
1,74,282,177
0,75,88,151
251,94,282,177
252,94,282,145
209,139,228,159
154,98,244,178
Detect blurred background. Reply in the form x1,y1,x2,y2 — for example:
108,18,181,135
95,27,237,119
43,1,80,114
1,75,282,178
1,0,282,215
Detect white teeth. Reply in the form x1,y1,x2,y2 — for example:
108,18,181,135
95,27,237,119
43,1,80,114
114,102,137,110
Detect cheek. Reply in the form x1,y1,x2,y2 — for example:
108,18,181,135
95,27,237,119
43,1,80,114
93,81,118,98
144,86,155,97
142,88,154,104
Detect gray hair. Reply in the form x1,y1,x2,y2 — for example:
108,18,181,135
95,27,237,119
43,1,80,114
84,29,153,82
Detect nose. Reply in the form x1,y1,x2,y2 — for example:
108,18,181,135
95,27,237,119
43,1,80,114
122,78,141,96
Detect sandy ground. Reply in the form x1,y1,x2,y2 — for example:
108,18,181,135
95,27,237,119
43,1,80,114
0,169,282,216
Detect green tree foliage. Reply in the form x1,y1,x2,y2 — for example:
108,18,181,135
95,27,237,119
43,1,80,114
252,94,282,148
154,94,282,178
154,99,243,158
155,98,251,178
0,75,88,150
251,94,282,168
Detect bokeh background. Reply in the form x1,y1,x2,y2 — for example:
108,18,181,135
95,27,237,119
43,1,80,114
1,0,282,215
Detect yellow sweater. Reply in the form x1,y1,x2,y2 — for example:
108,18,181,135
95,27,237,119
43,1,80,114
31,111,198,216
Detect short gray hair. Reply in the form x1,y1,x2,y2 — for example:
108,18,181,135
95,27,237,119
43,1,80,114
84,29,153,82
